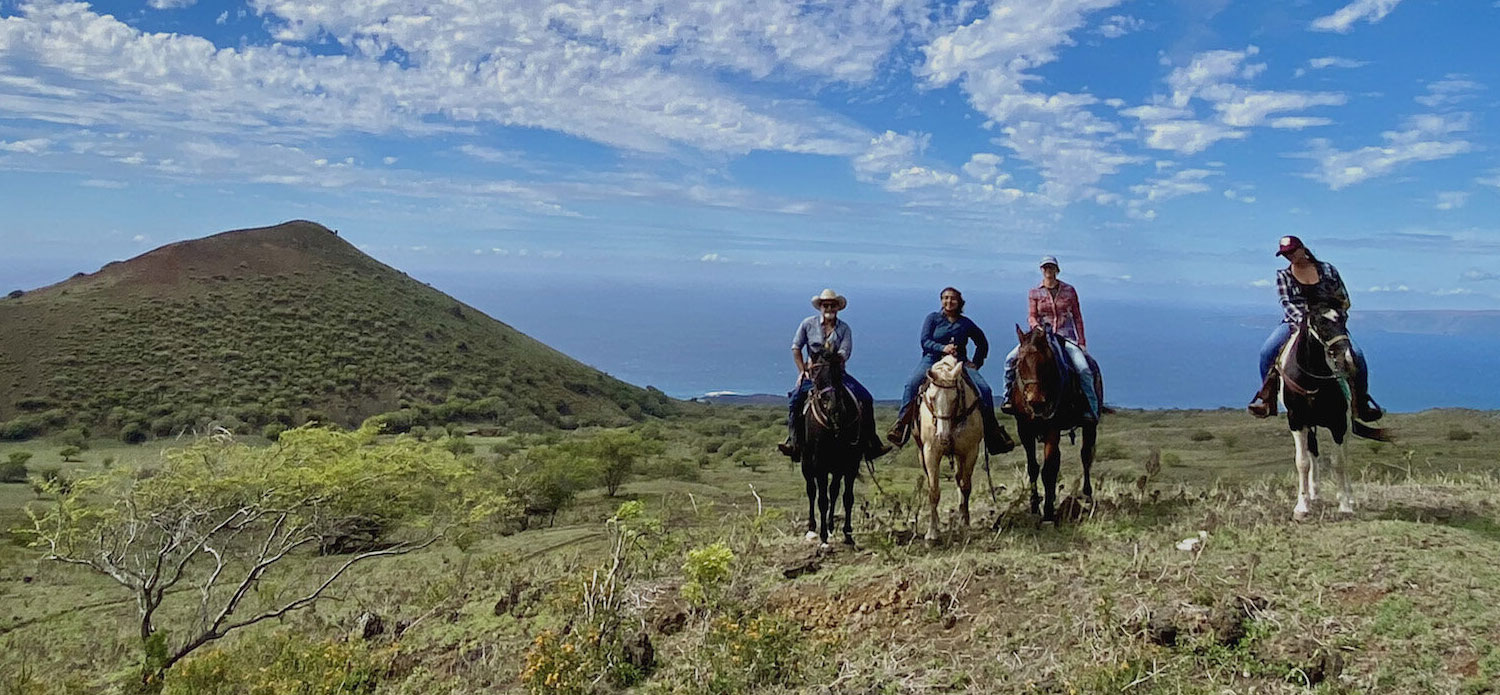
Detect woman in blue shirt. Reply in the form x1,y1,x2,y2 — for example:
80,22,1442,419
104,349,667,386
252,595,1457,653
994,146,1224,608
886,287,1015,454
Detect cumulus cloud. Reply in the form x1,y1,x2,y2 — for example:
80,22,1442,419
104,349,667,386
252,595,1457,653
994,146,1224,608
0,138,52,154
1140,120,1246,154
1307,56,1369,70
147,0,198,9
1311,0,1404,33
1299,113,1473,189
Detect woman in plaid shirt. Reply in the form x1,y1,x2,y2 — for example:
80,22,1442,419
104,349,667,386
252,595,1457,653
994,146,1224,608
1248,236,1383,421
1001,256,1100,421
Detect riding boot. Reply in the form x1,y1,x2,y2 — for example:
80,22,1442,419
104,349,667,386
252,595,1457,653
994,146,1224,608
886,401,916,447
999,394,1018,415
1247,370,1279,418
981,408,1016,454
1353,389,1384,422
777,418,801,461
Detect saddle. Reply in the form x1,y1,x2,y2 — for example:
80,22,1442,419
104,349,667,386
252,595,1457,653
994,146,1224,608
1043,332,1103,424
804,383,862,429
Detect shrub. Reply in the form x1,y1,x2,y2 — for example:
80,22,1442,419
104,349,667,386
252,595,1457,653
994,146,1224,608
0,458,27,483
164,632,394,695
697,613,816,695
58,446,83,462
120,422,149,444
262,423,287,442
1095,440,1128,461
0,416,45,441
1188,429,1214,442
57,428,89,450
443,436,475,456
1447,428,1474,442
682,542,734,608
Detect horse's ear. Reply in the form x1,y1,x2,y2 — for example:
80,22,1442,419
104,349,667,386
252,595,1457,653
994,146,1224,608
1015,324,1025,343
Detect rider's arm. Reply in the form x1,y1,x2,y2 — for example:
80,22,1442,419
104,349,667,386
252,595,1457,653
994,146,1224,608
919,313,944,357
968,319,989,368
1027,288,1042,330
1071,286,1086,348
838,322,853,362
1275,269,1306,323
791,319,809,378
1326,264,1352,313
792,349,806,379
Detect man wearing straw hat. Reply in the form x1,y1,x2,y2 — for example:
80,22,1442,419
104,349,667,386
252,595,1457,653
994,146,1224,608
778,289,891,463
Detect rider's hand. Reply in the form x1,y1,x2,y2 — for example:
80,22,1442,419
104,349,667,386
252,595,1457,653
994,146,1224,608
943,344,959,356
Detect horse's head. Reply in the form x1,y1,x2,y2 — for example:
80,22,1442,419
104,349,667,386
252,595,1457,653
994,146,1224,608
1012,324,1060,419
808,344,848,419
923,356,967,445
1305,308,1355,378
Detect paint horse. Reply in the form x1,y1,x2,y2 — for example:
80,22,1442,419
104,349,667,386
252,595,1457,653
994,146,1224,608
1278,308,1393,520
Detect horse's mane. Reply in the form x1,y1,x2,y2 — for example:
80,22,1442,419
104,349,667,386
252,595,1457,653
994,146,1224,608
927,355,965,387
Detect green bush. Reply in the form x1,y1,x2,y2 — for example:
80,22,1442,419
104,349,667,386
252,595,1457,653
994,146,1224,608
262,423,287,442
682,542,734,608
0,416,45,441
442,436,475,456
120,422,149,444
1188,429,1214,442
1448,428,1475,442
0,458,28,483
164,632,394,695
58,446,83,462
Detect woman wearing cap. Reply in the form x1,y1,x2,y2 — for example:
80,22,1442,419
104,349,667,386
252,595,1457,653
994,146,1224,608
886,287,1015,454
778,289,891,463
1248,236,1383,421
1001,256,1100,421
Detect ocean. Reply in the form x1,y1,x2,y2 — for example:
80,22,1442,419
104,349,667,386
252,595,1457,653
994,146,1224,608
431,273,1500,412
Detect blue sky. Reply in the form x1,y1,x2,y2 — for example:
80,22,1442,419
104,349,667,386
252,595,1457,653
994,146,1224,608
2,0,1498,309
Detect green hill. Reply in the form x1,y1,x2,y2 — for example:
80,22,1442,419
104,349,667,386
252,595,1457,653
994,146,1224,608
0,220,674,440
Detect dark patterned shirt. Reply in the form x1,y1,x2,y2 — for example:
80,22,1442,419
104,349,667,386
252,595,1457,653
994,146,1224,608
1276,261,1351,324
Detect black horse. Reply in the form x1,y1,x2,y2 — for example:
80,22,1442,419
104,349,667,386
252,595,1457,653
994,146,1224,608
1009,325,1102,523
1279,308,1392,520
801,345,862,548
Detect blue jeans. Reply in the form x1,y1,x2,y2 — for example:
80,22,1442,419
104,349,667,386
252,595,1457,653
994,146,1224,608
1260,323,1369,392
1003,341,1099,418
897,360,995,420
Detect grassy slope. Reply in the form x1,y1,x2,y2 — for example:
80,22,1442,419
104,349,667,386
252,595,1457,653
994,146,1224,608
0,221,672,436
3,407,1499,693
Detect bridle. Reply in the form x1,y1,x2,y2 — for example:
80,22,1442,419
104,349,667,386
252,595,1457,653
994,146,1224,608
1013,340,1063,422
806,356,859,444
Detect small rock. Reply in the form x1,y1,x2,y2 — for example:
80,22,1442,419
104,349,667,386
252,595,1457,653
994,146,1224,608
1146,619,1179,647
783,558,821,579
1175,537,1202,552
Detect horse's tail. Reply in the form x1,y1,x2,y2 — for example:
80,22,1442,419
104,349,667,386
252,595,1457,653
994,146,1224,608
1353,422,1395,443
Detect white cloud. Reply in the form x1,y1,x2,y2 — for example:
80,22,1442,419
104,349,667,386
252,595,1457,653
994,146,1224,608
1307,56,1368,70
1415,76,1484,108
1434,288,1474,296
916,0,1134,202
1215,91,1345,128
1269,117,1334,129
147,0,198,9
1311,0,1404,33
132,234,148,243
382,156,397,165
1131,168,1220,203
1096,15,1144,38
961,153,1006,183
1462,269,1500,282
1434,191,1469,210
80,178,127,188
1366,284,1410,293
1250,278,1273,287
1480,172,1500,189
700,253,726,262
1300,112,1473,190
0,138,52,154
1141,121,1246,154
215,11,229,25
1224,189,1256,203
1166,46,1262,108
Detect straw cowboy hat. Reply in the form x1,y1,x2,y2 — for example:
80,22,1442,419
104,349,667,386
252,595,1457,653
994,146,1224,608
811,288,847,311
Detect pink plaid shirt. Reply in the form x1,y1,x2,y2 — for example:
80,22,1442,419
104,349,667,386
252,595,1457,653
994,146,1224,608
1027,280,1086,347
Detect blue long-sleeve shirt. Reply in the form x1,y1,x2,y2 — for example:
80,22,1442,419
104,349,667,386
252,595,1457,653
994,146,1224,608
919,312,989,368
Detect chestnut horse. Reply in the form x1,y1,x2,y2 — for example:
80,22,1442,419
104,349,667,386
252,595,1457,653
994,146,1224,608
801,345,862,548
915,355,984,543
1009,326,1101,523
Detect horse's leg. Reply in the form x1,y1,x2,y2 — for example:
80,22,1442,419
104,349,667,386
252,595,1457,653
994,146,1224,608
1291,428,1312,521
1080,424,1097,501
1022,422,1042,515
803,460,818,541
1331,428,1354,515
1307,429,1321,503
816,473,832,548
957,448,976,530
1041,431,1061,523
841,467,857,545
924,441,943,543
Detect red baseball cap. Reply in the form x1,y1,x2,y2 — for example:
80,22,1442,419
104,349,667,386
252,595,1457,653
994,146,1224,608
1275,235,1305,257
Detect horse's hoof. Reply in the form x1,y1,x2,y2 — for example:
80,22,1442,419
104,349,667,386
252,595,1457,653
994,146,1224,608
842,535,855,547
804,531,820,542
1293,511,1309,522
1338,505,1355,517
818,542,832,554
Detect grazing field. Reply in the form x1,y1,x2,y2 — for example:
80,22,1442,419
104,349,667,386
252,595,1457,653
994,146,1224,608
2,406,1498,693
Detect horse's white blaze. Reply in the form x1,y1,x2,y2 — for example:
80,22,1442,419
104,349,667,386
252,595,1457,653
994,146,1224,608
1291,428,1313,518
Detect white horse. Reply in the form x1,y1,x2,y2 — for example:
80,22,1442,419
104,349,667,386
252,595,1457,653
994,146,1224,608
916,356,985,542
